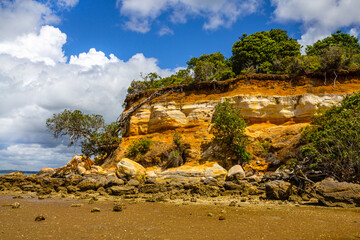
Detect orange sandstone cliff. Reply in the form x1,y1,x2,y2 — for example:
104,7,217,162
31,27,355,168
103,73,360,172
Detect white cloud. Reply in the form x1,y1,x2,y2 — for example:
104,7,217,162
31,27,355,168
0,25,67,65
0,0,59,41
271,0,360,48
117,0,262,33
57,0,80,8
158,26,174,36
69,48,120,69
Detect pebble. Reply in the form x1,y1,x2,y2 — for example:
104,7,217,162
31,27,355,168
218,215,226,220
11,202,20,209
190,197,197,203
35,215,45,221
70,204,83,207
91,207,101,213
207,213,213,217
113,205,123,212
229,201,237,207
220,209,226,214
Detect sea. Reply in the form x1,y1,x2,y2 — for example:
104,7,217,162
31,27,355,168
0,170,38,176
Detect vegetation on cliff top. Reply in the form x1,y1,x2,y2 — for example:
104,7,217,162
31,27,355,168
127,29,360,95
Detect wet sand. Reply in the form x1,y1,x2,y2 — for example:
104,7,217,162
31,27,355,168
0,193,359,240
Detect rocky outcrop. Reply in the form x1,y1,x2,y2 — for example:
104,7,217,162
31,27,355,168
116,158,146,182
313,178,360,207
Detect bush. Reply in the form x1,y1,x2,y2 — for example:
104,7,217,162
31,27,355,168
126,139,152,159
300,92,360,182
211,100,251,163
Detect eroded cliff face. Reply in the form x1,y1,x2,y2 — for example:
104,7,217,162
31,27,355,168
105,76,360,171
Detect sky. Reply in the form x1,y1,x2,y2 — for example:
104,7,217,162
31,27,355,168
1,0,360,171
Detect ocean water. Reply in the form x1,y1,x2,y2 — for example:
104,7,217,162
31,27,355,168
0,170,38,176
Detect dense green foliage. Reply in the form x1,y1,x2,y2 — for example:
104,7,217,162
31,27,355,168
211,100,251,163
306,30,360,56
126,29,360,95
300,92,360,182
126,138,152,159
46,109,120,157
231,29,301,74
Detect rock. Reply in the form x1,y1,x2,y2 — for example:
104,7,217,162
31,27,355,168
227,165,245,179
53,155,94,177
11,202,20,209
38,196,45,200
207,212,213,217
7,171,24,177
127,179,140,187
116,158,146,183
190,197,197,202
35,215,45,221
37,167,55,176
158,162,227,181
77,166,86,175
77,176,106,191
218,215,226,220
265,180,294,200
113,205,123,212
313,178,360,207
105,175,124,187
71,204,83,207
109,186,136,196
90,207,100,212
146,171,157,178
229,201,237,207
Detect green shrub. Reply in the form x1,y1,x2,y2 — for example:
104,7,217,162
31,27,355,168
127,139,152,159
211,99,251,163
300,92,360,182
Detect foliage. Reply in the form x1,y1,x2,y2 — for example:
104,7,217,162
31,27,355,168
211,100,251,163
46,109,120,158
306,30,360,56
187,52,235,82
300,92,360,182
231,29,301,75
173,131,182,147
126,138,152,159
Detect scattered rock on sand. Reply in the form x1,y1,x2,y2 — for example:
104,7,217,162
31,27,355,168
35,215,45,221
218,215,226,220
113,205,123,212
91,207,101,212
227,165,245,180
11,202,20,209
71,204,83,207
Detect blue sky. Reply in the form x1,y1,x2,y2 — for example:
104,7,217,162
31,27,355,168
1,0,360,171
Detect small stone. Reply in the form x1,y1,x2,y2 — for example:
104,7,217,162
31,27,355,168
229,201,236,207
11,202,20,209
38,196,45,200
70,204,83,207
190,197,197,203
91,207,100,212
88,199,95,204
220,209,226,214
207,213,213,217
35,215,45,221
218,215,226,220
113,205,123,212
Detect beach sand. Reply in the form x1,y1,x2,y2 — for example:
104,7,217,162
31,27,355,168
0,192,359,240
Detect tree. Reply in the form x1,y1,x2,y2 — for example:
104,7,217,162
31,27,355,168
187,52,235,82
300,92,360,182
46,109,121,158
231,29,301,75
211,100,251,164
306,30,360,56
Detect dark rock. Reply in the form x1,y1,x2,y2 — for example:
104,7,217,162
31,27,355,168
218,215,226,220
66,185,80,193
105,175,124,187
139,184,162,194
113,205,123,212
265,180,294,200
109,186,136,196
35,215,45,221
144,178,157,184
77,176,106,191
313,178,360,207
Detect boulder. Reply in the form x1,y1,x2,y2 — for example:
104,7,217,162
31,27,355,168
265,180,294,200
227,165,245,179
105,175,124,187
37,167,55,176
159,162,227,181
116,158,146,182
313,178,360,207
77,166,86,175
53,155,94,177
109,186,137,196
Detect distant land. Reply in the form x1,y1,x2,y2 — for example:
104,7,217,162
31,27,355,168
0,170,38,176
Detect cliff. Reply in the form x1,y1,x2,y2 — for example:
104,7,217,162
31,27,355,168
103,74,360,172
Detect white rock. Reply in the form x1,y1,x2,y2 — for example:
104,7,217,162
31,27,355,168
227,165,245,179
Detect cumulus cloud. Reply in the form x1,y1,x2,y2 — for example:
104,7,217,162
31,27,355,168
0,0,59,41
117,0,262,33
271,0,360,48
57,0,80,8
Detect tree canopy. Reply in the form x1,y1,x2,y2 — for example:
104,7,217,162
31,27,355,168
306,30,360,56
231,29,301,74
46,109,120,158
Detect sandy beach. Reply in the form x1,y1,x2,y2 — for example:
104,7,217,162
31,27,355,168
0,192,359,240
